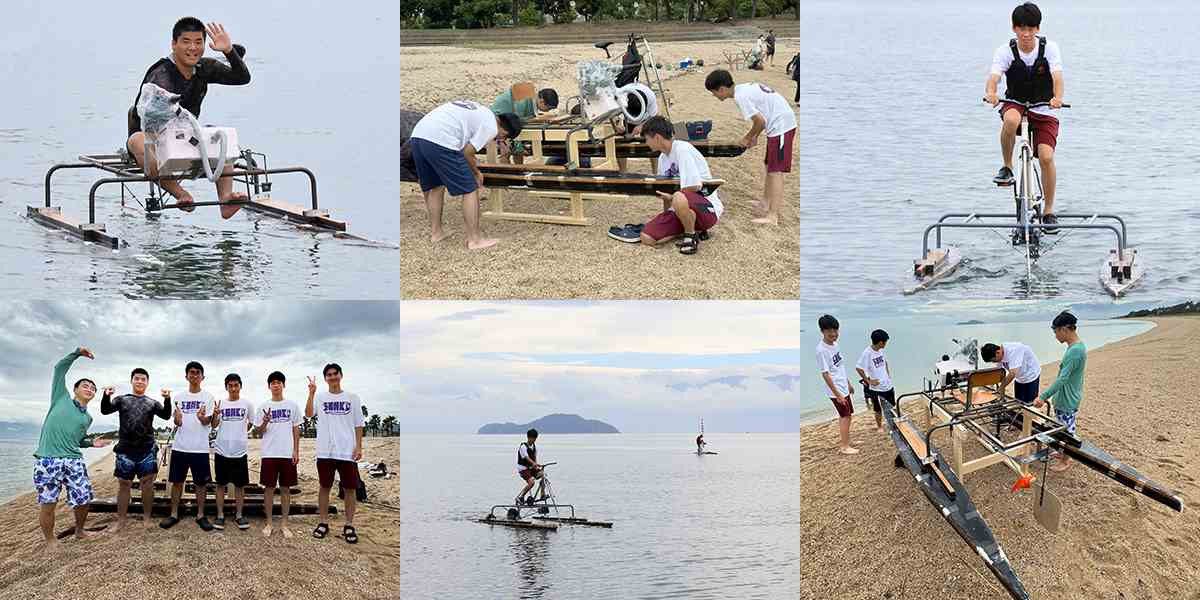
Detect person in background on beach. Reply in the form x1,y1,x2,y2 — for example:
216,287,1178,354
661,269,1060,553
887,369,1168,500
411,100,523,250
766,30,777,67
306,363,365,544
608,116,722,255
160,361,216,531
1036,311,1086,472
516,429,543,506
786,52,800,106
816,315,858,455
33,347,111,546
855,329,894,433
985,2,1066,229
100,368,173,533
981,340,1042,405
254,371,301,538
126,17,251,219
705,69,796,226
696,433,705,453
491,83,559,165
211,373,254,531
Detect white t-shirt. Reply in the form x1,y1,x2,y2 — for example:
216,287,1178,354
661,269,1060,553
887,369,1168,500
171,390,215,454
656,140,723,218
314,390,366,461
411,100,498,152
517,443,536,468
856,347,893,392
259,399,301,459
999,342,1042,384
733,82,797,138
214,398,254,458
990,38,1063,117
815,340,849,397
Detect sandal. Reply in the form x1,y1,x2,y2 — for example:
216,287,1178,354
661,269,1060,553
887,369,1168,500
675,230,710,246
343,525,358,544
158,515,179,530
313,523,330,539
678,234,699,255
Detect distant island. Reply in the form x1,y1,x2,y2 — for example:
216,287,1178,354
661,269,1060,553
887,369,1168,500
1122,301,1200,318
478,413,619,434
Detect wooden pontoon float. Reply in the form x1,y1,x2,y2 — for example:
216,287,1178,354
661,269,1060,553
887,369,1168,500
475,463,612,530
28,148,354,249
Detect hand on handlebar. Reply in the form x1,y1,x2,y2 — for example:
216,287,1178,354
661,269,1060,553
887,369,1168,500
984,92,999,107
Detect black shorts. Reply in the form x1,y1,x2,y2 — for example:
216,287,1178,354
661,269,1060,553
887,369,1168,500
1014,378,1040,404
168,450,211,485
213,454,249,487
864,388,895,413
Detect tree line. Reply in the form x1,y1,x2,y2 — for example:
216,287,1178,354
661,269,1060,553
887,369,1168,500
402,0,799,30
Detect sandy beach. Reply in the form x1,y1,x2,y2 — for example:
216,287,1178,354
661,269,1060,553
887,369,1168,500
400,39,800,299
800,317,1200,599
0,438,399,600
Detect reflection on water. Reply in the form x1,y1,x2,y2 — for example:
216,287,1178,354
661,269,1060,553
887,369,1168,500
512,532,554,598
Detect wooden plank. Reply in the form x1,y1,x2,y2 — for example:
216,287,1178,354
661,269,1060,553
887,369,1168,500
27,206,121,249
244,196,347,232
132,480,301,495
476,518,558,530
895,418,953,493
88,499,334,516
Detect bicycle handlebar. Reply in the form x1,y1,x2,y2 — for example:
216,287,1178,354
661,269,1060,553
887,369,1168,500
539,462,558,467
982,97,1071,109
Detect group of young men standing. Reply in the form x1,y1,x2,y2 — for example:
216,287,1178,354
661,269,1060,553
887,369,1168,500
32,351,366,546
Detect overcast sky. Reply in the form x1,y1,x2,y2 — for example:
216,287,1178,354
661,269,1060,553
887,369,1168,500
0,301,400,430
400,301,802,433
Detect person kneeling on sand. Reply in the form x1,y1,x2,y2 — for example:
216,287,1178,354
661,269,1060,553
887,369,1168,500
306,363,365,544
211,373,255,531
816,315,858,455
411,100,523,250
254,371,301,538
608,116,722,255
491,83,558,165
705,69,796,225
33,347,111,547
1036,311,1086,472
100,368,173,533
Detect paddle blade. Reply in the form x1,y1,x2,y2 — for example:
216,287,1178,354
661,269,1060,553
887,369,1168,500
1032,482,1062,533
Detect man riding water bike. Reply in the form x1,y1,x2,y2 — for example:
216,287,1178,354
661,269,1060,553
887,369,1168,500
696,434,706,453
984,2,1065,232
516,429,543,506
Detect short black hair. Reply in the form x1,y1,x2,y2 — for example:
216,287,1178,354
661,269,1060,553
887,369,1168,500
224,373,242,387
185,361,204,375
527,428,538,439
640,116,673,140
268,371,286,385
704,69,734,91
870,329,890,345
323,363,343,377
496,112,523,138
818,314,839,332
538,88,559,110
131,367,149,380
73,378,96,391
173,17,206,41
1012,2,1042,28
1052,311,1077,330
981,343,1001,363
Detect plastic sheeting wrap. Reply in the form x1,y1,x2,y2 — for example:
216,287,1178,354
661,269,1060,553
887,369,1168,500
136,82,238,182
577,60,623,120
136,83,190,135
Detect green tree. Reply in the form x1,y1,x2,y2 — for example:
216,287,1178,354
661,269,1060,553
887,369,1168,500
382,415,397,436
368,414,382,436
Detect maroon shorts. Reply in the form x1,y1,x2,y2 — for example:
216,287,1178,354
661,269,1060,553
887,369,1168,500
317,458,360,490
1000,103,1060,156
518,467,542,481
642,191,719,241
260,457,298,488
764,128,796,173
830,395,854,418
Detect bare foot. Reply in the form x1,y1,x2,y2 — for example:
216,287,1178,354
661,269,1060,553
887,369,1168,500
262,524,274,537
74,529,102,540
281,526,294,539
838,446,860,455
750,216,779,225
40,539,60,552
467,238,499,250
110,520,125,534
143,518,154,529
876,426,885,433
174,190,196,213
430,231,451,243
218,192,249,219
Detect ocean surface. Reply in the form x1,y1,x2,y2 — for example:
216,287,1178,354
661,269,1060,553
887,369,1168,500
0,1,399,299
801,0,1200,309
0,435,111,504
401,433,800,599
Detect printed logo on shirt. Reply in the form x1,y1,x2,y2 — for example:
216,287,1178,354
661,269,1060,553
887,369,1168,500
665,163,679,178
758,84,775,94
179,400,202,412
269,408,292,422
322,401,353,416
872,356,885,368
452,100,480,110
831,352,843,367
221,407,247,421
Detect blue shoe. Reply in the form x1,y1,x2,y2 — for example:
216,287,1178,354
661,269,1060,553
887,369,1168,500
607,224,643,243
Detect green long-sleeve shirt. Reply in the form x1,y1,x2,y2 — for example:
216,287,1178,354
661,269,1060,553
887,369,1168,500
33,351,94,459
1039,342,1086,413
491,89,536,120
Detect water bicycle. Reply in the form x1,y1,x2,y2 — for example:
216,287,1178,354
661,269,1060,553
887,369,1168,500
476,463,613,530
908,100,1143,297
882,338,1183,599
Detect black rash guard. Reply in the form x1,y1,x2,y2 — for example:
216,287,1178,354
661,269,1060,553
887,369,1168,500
128,49,251,136
100,392,173,456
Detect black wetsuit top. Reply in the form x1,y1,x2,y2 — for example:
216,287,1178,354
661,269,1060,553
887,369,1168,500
100,392,173,456
128,49,251,136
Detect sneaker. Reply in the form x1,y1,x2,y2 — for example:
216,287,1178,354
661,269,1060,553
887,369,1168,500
1042,213,1059,234
196,517,215,532
607,224,643,243
236,516,250,530
993,166,1015,185
212,517,226,531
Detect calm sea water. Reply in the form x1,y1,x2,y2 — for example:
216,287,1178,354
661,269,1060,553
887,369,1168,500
401,433,800,599
0,435,111,504
0,1,399,299
801,0,1200,308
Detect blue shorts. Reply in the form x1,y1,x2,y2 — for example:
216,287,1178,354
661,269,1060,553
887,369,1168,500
33,457,94,507
114,448,159,481
1013,377,1040,404
411,137,478,196
1054,408,1078,435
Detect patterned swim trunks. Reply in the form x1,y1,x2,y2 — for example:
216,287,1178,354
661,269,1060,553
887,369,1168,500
1054,409,1078,436
33,457,94,507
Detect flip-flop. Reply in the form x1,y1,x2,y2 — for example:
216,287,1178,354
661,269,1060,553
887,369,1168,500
343,525,358,544
158,516,180,529
313,523,330,539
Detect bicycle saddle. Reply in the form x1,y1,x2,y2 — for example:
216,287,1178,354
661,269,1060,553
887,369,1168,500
595,41,614,57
